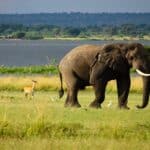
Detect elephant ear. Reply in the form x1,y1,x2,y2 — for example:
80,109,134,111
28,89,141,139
98,51,128,73
108,53,127,71
90,43,129,73
97,44,129,72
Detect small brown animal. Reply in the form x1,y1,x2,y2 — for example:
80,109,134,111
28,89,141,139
24,80,37,98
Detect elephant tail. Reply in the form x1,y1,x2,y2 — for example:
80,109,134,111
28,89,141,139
58,70,64,98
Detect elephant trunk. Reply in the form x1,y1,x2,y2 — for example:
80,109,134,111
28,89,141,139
136,77,150,109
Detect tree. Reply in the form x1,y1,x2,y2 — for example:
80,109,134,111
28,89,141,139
12,32,25,39
65,27,81,37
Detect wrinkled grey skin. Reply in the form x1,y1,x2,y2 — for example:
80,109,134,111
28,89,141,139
58,43,150,109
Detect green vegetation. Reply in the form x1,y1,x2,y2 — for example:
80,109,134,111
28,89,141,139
0,65,58,75
0,91,150,149
0,24,150,40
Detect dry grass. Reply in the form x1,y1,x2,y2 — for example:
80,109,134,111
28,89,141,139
108,76,142,93
0,75,143,92
0,75,60,91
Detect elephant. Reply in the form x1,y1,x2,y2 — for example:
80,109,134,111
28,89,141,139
58,43,150,109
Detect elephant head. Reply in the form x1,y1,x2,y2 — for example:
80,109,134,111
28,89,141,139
126,43,150,108
90,43,150,109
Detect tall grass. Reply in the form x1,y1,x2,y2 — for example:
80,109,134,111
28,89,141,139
0,75,143,93
0,76,59,91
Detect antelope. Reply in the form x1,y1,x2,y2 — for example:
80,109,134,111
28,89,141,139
24,80,37,98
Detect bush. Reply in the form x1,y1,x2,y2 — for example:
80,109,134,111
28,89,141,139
12,32,25,39
25,32,43,40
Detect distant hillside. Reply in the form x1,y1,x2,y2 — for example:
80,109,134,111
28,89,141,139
0,13,150,27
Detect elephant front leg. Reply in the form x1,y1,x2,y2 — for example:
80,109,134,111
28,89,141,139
117,75,130,109
89,80,107,108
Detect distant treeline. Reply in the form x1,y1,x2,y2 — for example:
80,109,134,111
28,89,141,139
0,13,150,26
0,24,150,39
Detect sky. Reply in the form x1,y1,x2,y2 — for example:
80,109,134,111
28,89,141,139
0,0,150,14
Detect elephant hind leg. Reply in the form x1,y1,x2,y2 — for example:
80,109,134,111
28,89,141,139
65,86,81,108
64,93,70,107
64,73,81,108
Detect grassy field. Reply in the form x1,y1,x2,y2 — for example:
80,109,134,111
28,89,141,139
0,76,150,150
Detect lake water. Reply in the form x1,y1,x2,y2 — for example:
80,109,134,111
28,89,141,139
0,39,149,66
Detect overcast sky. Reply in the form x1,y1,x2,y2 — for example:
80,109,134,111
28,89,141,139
0,0,150,14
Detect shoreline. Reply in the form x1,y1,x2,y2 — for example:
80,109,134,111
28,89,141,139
0,36,150,41
44,36,150,41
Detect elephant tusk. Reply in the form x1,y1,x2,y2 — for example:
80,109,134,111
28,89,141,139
136,69,150,77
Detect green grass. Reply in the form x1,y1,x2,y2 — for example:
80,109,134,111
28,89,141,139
0,65,58,75
0,91,150,150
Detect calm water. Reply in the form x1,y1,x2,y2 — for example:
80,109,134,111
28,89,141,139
0,39,149,66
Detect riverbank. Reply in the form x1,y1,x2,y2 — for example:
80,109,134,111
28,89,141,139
43,35,150,41
1,35,150,41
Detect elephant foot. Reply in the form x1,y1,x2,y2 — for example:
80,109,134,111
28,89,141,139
71,102,81,108
89,101,101,109
119,105,130,110
64,101,81,108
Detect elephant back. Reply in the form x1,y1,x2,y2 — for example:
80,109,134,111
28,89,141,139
60,44,103,66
